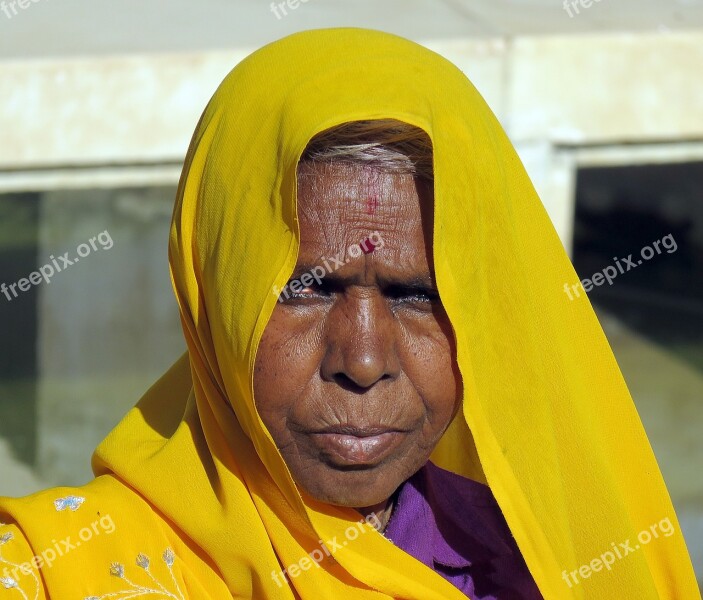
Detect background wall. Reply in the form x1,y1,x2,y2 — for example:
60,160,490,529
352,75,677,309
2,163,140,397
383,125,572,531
1,0,701,589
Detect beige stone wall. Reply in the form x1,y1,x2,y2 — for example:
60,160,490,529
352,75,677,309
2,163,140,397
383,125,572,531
509,32,703,143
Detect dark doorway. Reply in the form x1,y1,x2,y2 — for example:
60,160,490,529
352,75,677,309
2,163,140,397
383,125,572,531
572,161,703,374
0,192,40,466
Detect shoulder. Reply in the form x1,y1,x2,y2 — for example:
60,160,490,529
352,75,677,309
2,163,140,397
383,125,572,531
0,476,202,599
1,475,154,543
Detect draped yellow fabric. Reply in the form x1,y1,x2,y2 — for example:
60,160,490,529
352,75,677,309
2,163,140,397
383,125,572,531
0,27,699,599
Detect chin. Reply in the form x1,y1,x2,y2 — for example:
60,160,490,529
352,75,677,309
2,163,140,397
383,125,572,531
296,460,410,508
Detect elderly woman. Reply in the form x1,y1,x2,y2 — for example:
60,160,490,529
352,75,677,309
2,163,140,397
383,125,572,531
0,28,699,600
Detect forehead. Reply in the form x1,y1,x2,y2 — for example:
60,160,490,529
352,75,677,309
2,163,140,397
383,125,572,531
295,161,434,256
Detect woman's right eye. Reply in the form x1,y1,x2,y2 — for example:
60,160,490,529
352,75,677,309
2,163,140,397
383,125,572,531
280,281,333,302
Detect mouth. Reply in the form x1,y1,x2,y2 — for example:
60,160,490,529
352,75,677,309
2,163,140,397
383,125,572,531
308,425,408,467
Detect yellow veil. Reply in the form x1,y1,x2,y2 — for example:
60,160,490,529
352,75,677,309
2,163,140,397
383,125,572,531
0,27,699,600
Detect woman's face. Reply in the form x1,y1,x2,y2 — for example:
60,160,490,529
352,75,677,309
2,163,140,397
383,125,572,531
253,161,461,509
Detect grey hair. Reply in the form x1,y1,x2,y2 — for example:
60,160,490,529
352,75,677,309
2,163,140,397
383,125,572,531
299,119,434,182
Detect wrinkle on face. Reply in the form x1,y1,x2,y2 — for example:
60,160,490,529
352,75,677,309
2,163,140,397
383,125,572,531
253,161,461,511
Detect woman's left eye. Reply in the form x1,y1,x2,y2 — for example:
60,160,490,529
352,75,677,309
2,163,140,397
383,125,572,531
389,288,441,307
397,293,428,302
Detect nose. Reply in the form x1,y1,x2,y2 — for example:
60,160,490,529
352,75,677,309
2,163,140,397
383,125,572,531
320,291,400,390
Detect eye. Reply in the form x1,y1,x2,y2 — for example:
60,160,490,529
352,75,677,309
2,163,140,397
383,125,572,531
278,279,334,304
403,290,440,302
387,285,441,308
292,283,327,297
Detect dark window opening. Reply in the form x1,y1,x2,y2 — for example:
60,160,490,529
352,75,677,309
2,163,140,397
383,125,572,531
573,161,703,374
0,193,40,466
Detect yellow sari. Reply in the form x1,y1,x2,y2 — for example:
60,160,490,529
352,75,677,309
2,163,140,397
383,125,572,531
0,27,699,599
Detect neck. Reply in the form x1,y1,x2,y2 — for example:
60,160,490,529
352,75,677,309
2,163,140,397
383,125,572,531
355,498,394,532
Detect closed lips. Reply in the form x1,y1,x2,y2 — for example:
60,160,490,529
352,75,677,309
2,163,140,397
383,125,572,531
309,427,407,466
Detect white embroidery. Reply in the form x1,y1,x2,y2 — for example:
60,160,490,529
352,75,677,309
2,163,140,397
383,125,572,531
53,496,85,512
84,548,185,600
0,530,40,600
0,576,19,588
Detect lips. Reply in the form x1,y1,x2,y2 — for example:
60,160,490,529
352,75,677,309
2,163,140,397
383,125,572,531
308,426,406,467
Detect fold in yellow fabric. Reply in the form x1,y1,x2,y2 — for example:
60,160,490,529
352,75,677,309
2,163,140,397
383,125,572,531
0,27,699,599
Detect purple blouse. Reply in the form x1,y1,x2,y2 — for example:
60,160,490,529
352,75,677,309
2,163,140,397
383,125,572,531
382,461,543,600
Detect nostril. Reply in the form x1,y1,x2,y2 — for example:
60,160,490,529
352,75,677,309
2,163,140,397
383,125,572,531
332,370,393,392
332,372,367,393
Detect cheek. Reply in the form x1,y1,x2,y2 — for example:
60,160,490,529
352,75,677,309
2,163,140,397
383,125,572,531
401,320,460,426
252,311,321,430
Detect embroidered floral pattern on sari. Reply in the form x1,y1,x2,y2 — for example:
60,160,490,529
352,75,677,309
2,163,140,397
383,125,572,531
84,548,186,600
53,496,85,512
0,530,40,600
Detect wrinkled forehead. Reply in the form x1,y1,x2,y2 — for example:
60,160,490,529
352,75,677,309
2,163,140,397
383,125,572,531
293,161,436,278
296,160,433,226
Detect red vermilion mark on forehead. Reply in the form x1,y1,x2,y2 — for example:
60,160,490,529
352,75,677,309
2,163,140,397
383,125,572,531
360,237,377,254
365,195,379,214
363,164,382,214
